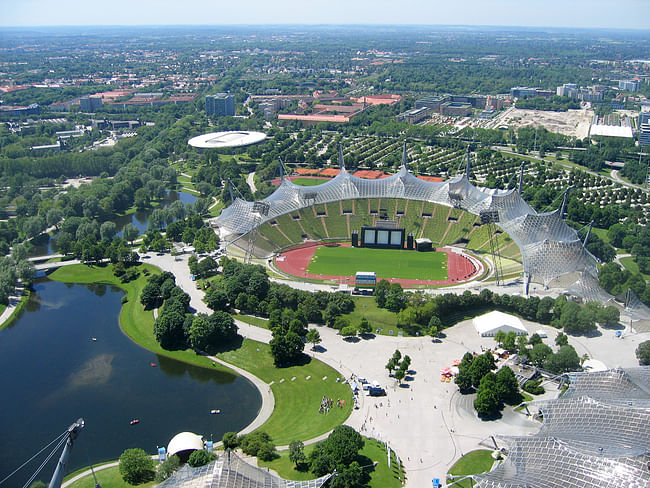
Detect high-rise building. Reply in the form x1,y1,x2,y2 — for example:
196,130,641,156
619,79,640,92
640,123,650,147
79,96,103,112
205,93,235,117
639,110,650,126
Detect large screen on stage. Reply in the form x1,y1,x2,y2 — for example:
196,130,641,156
360,226,405,249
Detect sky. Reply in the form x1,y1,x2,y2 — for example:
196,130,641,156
1,0,649,30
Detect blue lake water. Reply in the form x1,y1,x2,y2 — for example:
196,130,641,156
0,279,260,488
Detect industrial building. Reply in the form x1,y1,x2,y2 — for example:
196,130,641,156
79,96,103,112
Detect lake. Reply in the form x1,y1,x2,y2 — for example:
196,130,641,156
0,279,261,488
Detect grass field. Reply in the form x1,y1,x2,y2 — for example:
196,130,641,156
306,246,448,281
259,437,404,487
292,177,330,186
447,450,495,488
64,465,156,488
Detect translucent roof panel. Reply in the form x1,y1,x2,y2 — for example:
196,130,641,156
536,396,650,457
474,436,650,488
564,367,650,407
158,453,332,488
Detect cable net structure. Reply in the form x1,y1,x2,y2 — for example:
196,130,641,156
473,367,650,488
214,152,598,291
158,451,332,488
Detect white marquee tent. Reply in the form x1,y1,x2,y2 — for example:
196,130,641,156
473,311,528,337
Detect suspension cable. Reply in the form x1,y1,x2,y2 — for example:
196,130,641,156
21,434,70,488
0,430,68,487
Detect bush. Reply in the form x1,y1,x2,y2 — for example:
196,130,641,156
154,455,180,482
222,431,239,449
637,340,650,365
187,450,216,467
239,431,276,459
523,378,545,395
118,448,155,484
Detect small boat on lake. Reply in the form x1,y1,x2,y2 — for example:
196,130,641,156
150,362,157,367
91,337,97,342
130,419,140,425
210,409,221,414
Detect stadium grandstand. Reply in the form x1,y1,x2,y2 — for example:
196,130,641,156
213,142,605,297
472,367,650,488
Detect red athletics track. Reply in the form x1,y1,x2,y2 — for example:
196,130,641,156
274,242,484,287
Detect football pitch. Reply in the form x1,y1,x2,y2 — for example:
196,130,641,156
306,246,448,281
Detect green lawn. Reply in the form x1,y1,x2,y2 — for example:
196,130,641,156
49,264,352,445
307,246,448,281
447,450,495,488
341,296,400,335
259,437,404,488
216,339,352,445
234,313,270,329
64,465,155,488
292,177,330,186
0,288,31,330
620,256,650,280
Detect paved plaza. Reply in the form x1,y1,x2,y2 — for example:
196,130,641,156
143,252,650,487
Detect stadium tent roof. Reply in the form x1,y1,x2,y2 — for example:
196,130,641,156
473,311,527,336
474,367,650,488
212,144,603,292
188,131,266,149
158,451,332,488
167,432,204,457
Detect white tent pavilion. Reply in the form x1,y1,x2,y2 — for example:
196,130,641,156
473,311,528,337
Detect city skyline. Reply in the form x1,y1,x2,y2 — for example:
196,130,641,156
2,0,650,30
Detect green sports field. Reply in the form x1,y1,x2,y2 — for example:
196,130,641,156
292,177,330,186
306,246,448,280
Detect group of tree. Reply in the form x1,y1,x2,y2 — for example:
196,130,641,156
375,287,620,338
385,349,412,385
141,271,236,353
205,258,354,324
495,330,582,375
0,244,35,306
454,352,521,417
165,212,219,253
307,425,368,488
221,431,278,462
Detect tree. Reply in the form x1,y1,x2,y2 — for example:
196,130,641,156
374,279,390,308
341,325,357,338
154,311,186,350
528,333,543,345
288,440,306,467
357,317,372,336
188,450,216,467
495,366,520,404
468,352,495,388
123,223,139,244
494,330,506,346
392,349,402,364
636,340,650,365
474,373,500,417
46,207,63,229
154,455,180,483
306,328,322,349
545,345,581,374
140,282,161,309
502,331,517,351
529,342,553,368
322,425,364,466
205,287,229,311
269,330,304,367
100,221,117,241
118,448,155,484
394,367,406,385
222,432,239,449
555,332,569,347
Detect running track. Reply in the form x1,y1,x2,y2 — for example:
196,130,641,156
275,242,483,287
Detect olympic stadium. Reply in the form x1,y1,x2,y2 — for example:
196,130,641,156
214,143,604,292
